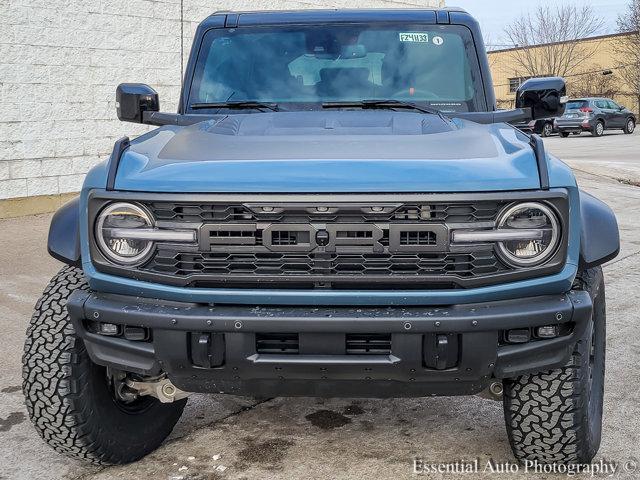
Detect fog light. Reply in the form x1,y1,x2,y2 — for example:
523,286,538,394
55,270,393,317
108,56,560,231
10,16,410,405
536,325,559,338
99,323,120,336
506,328,531,344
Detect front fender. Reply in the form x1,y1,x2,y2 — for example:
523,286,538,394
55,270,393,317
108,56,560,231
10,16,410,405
48,197,81,267
579,190,619,269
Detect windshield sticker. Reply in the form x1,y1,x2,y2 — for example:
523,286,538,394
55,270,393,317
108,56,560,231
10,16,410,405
399,32,429,43
432,36,444,46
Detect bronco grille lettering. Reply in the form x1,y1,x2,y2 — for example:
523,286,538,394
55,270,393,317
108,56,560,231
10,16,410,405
197,223,446,253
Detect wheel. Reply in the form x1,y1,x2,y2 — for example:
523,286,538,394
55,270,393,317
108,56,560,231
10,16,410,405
591,120,605,137
503,267,605,464
623,118,635,134
540,122,553,137
572,132,581,135
560,131,570,138
22,266,186,464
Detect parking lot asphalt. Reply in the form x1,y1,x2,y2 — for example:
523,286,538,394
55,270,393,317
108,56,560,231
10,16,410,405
545,130,640,184
1,132,639,480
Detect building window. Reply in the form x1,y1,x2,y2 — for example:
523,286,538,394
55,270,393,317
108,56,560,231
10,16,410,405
509,77,527,93
508,75,550,94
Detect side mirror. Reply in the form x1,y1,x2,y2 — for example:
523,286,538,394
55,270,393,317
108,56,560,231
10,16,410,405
116,83,159,124
515,77,567,120
619,105,626,111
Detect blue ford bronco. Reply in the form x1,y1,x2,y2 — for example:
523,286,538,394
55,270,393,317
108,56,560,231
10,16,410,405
23,8,619,466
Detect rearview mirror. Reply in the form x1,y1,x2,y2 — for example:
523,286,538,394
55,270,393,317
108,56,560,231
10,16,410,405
515,77,567,120
341,44,367,59
116,83,159,124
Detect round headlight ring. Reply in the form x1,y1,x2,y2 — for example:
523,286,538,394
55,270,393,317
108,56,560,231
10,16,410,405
95,202,155,266
496,202,560,267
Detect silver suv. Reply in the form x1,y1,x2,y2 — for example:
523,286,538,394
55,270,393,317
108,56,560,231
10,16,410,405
555,98,636,137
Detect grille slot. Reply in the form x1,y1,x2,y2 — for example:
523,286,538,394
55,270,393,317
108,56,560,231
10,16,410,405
256,333,299,354
337,230,372,239
148,251,504,278
346,334,392,355
400,230,436,246
272,230,309,246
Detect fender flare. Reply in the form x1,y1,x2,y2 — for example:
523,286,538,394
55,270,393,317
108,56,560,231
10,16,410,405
579,190,619,270
48,197,81,267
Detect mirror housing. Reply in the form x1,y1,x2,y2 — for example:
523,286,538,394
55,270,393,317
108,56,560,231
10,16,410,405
515,77,567,120
116,83,159,124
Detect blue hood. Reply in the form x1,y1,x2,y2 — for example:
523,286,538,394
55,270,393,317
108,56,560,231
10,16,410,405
114,111,541,193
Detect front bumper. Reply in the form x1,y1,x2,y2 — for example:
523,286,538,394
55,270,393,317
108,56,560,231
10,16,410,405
67,289,592,398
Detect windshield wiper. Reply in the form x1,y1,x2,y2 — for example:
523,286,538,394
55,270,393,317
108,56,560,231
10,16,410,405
190,101,279,112
322,99,443,116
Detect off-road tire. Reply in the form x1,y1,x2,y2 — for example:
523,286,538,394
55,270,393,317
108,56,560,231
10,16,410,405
591,120,605,137
22,266,186,465
503,267,605,464
623,118,635,134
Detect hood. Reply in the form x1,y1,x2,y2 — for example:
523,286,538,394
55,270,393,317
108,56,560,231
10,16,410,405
115,111,541,193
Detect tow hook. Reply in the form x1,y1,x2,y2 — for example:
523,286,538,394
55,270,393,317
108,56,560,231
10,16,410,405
477,381,504,401
125,376,190,403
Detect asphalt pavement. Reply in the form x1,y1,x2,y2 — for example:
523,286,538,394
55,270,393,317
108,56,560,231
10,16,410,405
1,131,639,480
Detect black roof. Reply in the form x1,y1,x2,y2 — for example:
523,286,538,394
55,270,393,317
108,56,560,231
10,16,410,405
199,8,473,29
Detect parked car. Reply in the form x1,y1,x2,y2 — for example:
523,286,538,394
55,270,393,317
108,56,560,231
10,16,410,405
555,98,636,137
511,117,557,137
24,8,619,467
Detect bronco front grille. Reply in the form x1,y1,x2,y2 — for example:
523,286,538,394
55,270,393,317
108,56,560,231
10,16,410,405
147,201,503,224
140,198,508,288
89,193,569,290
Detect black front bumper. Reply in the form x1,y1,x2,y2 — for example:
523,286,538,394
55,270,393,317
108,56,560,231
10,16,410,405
67,290,592,398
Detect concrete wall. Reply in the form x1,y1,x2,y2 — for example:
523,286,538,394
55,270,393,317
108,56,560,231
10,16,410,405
0,0,444,211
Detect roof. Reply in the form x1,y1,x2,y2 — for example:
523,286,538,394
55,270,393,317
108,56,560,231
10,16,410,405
488,31,638,54
569,97,612,101
200,8,473,29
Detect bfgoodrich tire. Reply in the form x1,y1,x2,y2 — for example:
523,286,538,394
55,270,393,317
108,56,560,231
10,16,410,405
503,267,606,464
22,266,186,465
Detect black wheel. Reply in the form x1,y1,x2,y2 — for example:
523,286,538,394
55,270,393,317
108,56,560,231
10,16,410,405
623,118,635,134
22,266,186,465
560,131,570,138
503,267,605,464
541,122,554,137
572,132,581,135
591,120,605,137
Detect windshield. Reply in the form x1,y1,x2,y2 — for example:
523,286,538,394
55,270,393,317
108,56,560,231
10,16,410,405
187,24,485,113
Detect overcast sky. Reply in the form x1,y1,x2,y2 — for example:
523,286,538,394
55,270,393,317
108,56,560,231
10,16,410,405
451,0,629,48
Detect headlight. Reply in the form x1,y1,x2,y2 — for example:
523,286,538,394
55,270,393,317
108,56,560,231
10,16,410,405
496,202,560,267
95,202,154,265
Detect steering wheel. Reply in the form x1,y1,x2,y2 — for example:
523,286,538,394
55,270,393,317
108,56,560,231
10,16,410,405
389,87,439,100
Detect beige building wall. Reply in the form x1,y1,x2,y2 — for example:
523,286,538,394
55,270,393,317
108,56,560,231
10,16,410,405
488,32,638,112
0,0,444,215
